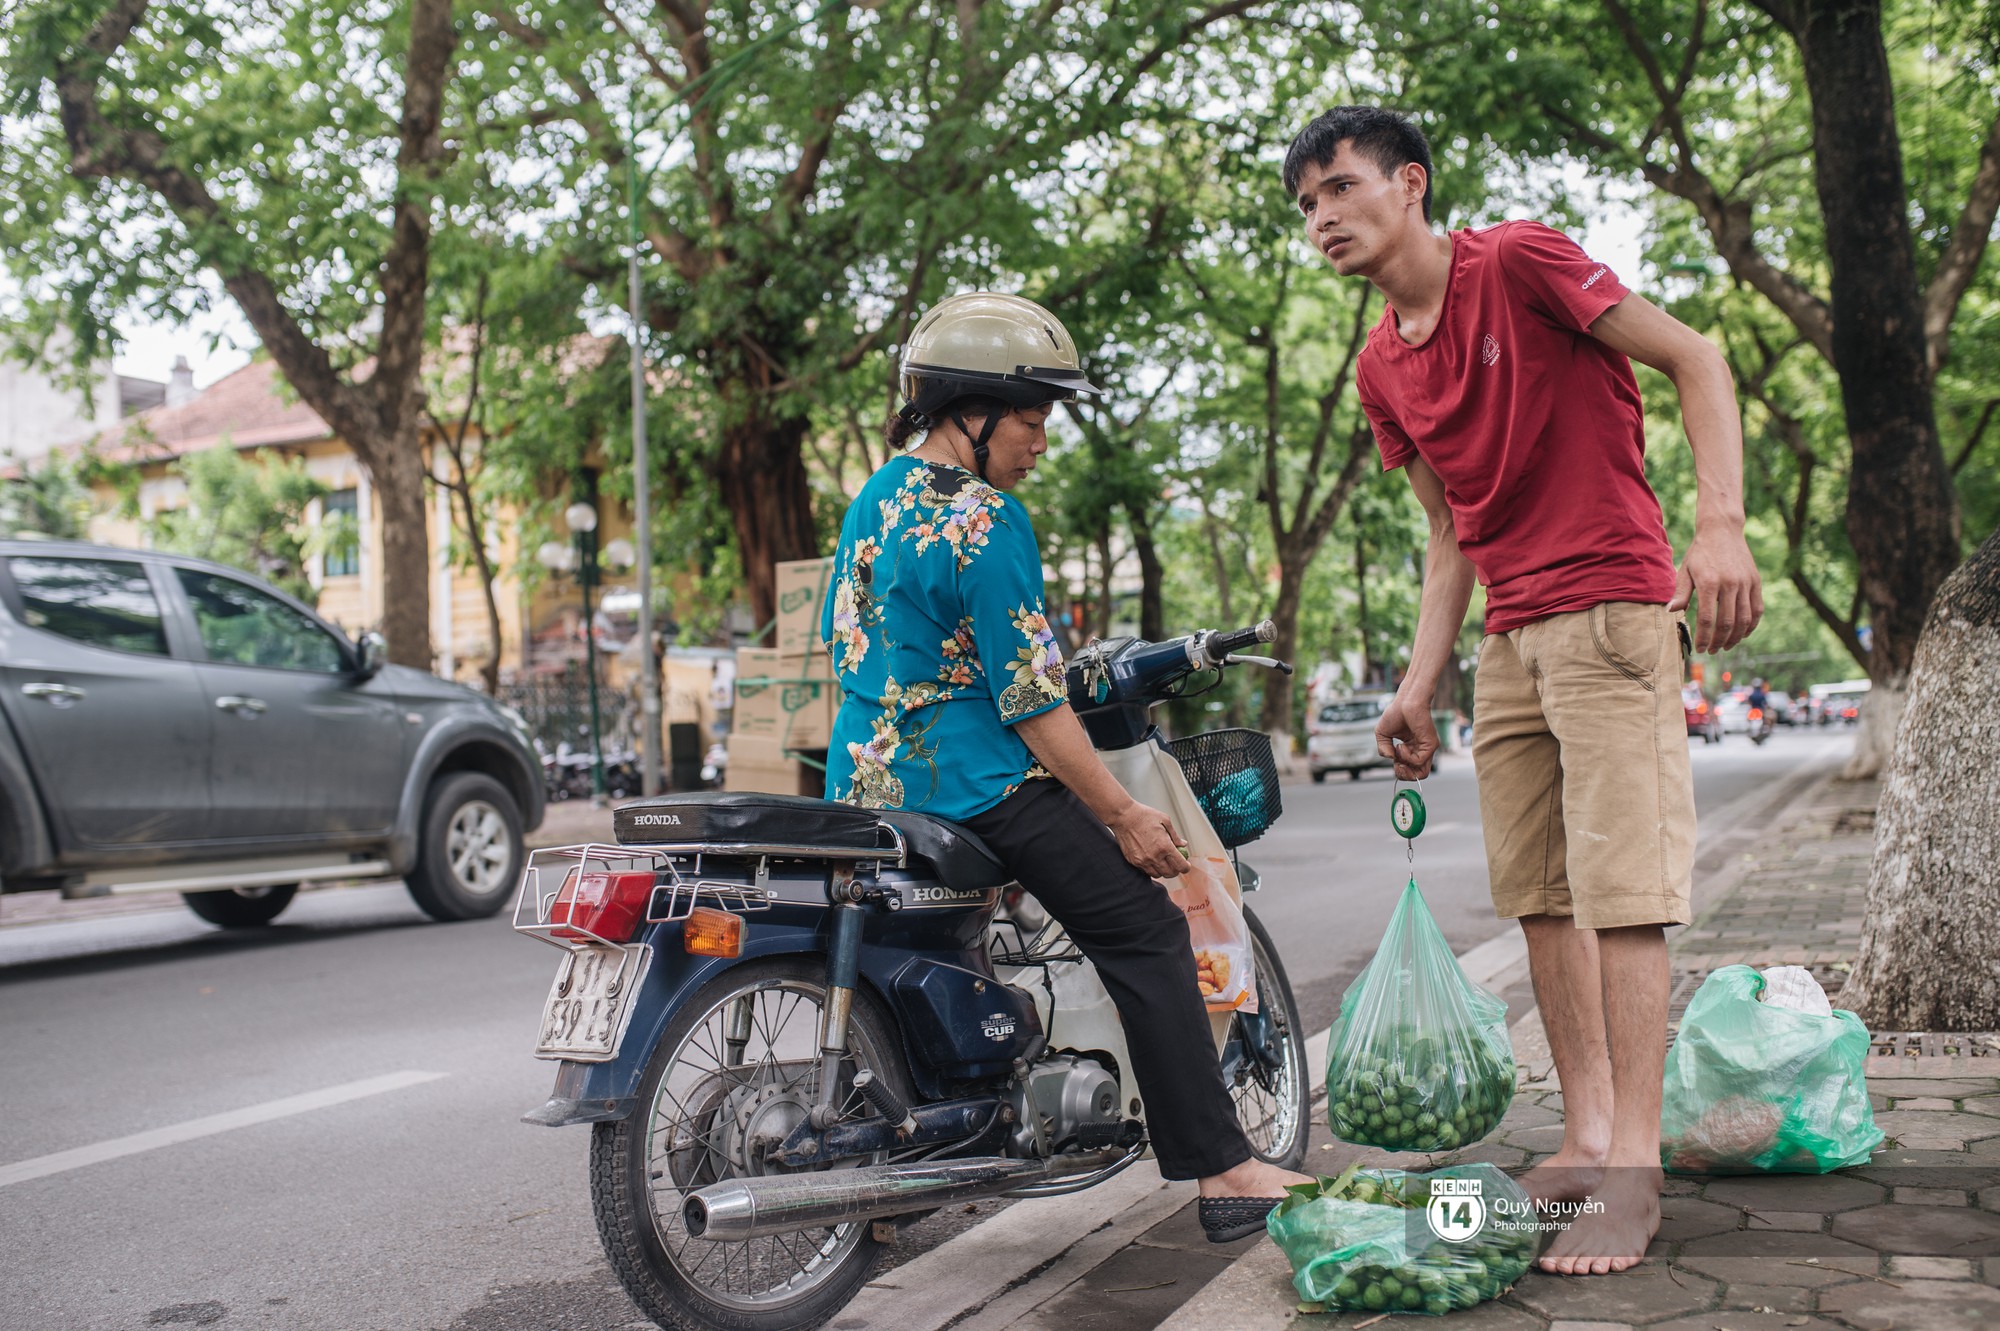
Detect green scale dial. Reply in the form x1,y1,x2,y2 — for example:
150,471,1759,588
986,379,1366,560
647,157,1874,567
1390,788,1427,839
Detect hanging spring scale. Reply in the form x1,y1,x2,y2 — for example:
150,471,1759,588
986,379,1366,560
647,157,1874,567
1390,781,1427,866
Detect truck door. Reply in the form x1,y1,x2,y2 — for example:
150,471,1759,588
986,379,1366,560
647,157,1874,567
172,567,407,841
0,554,211,849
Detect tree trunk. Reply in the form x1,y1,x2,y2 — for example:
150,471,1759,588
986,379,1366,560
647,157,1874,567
1258,557,1306,768
716,409,818,631
1840,525,2000,1029
1129,503,1165,643
1791,0,1960,773
371,436,434,669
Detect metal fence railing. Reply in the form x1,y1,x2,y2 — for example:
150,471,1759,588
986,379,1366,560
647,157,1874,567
499,670,635,755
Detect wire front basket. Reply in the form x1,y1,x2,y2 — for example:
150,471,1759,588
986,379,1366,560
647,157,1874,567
1165,728,1282,848
512,842,775,950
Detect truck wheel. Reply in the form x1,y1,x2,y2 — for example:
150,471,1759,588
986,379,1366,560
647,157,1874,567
183,884,298,928
1348,768,1363,781
405,772,523,922
1311,769,1327,784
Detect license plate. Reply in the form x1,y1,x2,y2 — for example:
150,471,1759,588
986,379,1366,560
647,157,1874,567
535,943,653,1062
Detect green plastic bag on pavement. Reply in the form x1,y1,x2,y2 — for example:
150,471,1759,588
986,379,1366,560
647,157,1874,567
1325,879,1516,1152
1661,964,1883,1173
1266,1163,1537,1314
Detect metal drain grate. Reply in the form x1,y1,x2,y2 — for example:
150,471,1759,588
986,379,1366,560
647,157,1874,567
1869,1031,2000,1059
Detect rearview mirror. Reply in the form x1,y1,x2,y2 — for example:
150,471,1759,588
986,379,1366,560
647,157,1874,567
354,631,387,680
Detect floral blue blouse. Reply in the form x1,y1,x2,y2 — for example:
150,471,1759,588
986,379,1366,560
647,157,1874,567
820,455,1067,819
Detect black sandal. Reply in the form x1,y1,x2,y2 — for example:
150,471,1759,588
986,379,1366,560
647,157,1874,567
1198,1195,1286,1243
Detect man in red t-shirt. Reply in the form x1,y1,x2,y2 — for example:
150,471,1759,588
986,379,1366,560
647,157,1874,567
1285,106,1761,1275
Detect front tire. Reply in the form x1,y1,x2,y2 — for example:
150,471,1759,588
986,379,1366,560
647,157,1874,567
403,772,523,921
183,883,297,927
1225,906,1311,1171
593,957,913,1331
1310,769,1328,784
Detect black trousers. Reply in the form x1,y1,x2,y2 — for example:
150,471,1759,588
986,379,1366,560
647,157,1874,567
963,779,1254,1180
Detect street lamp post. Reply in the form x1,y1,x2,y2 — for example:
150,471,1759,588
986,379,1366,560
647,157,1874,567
538,496,635,806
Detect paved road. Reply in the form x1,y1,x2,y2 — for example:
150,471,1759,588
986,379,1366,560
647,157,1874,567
0,729,1851,1330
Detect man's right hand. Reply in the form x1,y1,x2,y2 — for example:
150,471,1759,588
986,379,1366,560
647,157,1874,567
1376,694,1440,780
1106,801,1190,880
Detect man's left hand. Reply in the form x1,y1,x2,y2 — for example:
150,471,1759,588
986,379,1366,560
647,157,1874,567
1669,524,1763,654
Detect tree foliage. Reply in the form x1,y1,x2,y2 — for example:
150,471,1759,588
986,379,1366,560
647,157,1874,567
3,0,463,665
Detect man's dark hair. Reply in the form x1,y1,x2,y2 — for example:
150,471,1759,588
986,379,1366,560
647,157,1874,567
1282,106,1435,223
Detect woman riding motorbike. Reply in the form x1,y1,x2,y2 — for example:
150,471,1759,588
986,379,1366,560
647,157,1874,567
819,291,1310,1241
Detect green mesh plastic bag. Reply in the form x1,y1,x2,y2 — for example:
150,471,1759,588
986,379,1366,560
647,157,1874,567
1660,965,1883,1173
1266,1163,1537,1314
1325,879,1515,1151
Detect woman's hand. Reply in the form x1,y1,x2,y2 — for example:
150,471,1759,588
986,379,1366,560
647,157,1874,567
1106,801,1190,880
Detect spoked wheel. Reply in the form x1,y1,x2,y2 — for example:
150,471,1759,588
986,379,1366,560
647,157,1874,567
1224,906,1311,1170
592,957,914,1331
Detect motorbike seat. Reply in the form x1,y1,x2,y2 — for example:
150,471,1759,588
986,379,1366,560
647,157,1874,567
613,792,1011,891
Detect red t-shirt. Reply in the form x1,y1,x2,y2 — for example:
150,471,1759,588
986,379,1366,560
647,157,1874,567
1356,221,1677,633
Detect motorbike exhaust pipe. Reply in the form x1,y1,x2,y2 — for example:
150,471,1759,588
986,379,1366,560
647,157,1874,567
683,1150,1121,1242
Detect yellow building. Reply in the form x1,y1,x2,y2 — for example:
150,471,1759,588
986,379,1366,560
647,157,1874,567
79,357,638,690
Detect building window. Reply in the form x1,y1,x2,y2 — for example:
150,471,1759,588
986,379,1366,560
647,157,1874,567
321,488,359,578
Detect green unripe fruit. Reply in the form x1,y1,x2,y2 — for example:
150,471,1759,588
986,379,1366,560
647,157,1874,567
1379,1276,1403,1299
1400,1287,1425,1310
1332,1277,1359,1300
1361,1285,1387,1311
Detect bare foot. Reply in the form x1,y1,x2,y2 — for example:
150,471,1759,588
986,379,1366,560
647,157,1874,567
1534,1166,1661,1276
1520,1146,1605,1208
1198,1157,1314,1199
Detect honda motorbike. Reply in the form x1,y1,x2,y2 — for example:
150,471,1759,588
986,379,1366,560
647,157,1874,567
512,620,1311,1331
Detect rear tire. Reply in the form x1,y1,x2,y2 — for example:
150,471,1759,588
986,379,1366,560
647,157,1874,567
1347,768,1363,781
182,883,297,928
593,957,910,1331
404,772,522,921
1310,769,1327,784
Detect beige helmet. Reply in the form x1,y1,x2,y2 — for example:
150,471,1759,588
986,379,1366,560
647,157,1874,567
897,294,1101,472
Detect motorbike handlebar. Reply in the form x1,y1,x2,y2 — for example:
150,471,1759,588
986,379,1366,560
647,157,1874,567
1200,619,1277,669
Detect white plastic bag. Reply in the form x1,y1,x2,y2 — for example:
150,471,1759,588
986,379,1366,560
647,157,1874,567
1165,854,1256,1011
1757,965,1834,1017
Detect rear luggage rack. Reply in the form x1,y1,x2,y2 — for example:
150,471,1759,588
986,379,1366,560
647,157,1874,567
512,842,777,950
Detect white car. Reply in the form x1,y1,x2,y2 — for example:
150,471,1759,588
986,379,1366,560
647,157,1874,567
1307,694,1394,782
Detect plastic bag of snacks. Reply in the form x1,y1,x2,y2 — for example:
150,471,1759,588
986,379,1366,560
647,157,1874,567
1661,964,1882,1173
1325,879,1515,1152
1167,854,1256,1011
1267,1163,1537,1314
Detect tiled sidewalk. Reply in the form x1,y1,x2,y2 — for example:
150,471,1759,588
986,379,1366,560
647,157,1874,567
1168,774,2000,1331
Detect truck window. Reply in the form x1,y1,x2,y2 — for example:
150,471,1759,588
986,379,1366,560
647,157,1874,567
177,569,345,673
8,556,169,656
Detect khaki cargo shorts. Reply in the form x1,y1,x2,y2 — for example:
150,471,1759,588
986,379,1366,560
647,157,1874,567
1471,601,1695,930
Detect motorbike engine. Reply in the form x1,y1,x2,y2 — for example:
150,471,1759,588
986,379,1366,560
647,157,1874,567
1007,1054,1122,1156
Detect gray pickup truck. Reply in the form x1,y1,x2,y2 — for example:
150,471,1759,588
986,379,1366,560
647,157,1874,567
0,540,544,926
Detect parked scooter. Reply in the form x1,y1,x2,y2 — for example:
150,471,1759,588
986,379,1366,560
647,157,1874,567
512,620,1310,1331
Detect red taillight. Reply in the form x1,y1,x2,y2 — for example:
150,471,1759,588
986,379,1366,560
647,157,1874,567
1696,702,1709,714
1748,708,1762,720
550,870,657,943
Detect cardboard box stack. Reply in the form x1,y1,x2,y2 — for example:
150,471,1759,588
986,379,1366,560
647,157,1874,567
725,557,838,795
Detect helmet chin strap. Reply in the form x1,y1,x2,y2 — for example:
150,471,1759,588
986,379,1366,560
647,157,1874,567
946,407,1004,482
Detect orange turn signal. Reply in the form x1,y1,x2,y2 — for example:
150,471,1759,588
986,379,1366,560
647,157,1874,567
683,906,745,958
